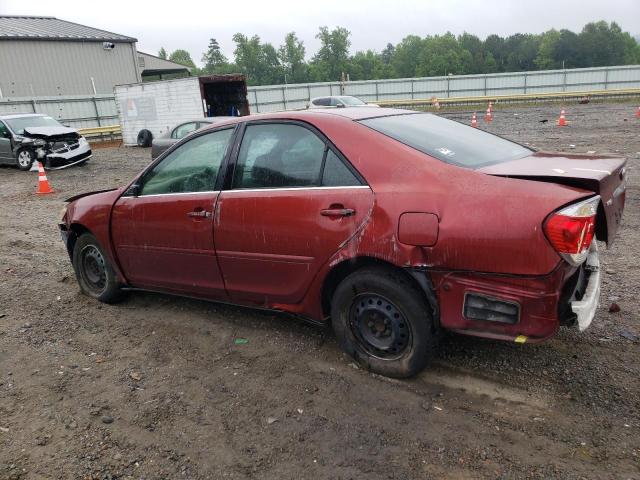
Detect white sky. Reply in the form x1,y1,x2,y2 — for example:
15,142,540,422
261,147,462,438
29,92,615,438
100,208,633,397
2,0,639,66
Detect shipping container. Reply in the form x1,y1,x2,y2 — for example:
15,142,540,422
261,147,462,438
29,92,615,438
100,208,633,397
114,74,249,146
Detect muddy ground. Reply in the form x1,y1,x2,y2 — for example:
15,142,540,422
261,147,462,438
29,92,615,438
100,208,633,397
0,102,639,480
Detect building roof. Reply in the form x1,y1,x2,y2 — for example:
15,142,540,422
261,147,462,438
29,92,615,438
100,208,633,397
0,15,137,42
137,51,190,74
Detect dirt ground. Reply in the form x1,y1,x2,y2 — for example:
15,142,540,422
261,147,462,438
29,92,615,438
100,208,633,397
0,102,639,480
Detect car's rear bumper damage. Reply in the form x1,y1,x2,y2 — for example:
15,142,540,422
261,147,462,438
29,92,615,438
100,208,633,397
411,244,602,343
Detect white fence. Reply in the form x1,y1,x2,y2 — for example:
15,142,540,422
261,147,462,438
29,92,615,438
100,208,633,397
1,65,639,126
247,64,640,112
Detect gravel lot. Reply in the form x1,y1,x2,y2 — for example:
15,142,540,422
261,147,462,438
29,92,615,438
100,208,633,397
0,102,639,480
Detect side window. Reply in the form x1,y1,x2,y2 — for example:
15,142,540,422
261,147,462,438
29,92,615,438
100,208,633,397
313,98,330,107
172,122,198,139
322,150,362,187
329,97,341,107
233,124,326,189
0,121,9,138
141,128,233,195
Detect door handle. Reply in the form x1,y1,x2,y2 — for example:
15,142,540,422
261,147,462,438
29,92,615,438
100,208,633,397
187,210,212,218
320,207,355,218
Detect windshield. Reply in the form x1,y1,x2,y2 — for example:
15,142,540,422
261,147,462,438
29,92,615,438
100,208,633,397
5,116,62,135
359,113,532,168
340,96,366,106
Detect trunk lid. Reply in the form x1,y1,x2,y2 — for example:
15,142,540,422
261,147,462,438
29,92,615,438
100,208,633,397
479,152,626,244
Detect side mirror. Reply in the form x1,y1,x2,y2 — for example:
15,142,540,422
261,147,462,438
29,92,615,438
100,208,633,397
125,182,141,197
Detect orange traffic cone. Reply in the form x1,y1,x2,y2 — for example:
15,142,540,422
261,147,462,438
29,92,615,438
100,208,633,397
636,106,640,118
36,161,54,194
484,107,493,122
557,109,568,127
471,112,478,128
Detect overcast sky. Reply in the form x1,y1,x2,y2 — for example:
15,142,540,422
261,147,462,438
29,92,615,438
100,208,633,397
3,0,639,66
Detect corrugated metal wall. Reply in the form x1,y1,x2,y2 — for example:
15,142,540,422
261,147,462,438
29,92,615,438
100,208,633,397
0,65,638,129
247,65,640,112
0,39,140,97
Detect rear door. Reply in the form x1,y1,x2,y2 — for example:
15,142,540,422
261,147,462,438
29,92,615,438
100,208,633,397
111,127,235,297
214,121,374,305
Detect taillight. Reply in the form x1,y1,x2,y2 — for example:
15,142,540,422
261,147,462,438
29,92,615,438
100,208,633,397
544,196,599,266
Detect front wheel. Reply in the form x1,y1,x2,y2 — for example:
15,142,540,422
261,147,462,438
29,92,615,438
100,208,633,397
72,233,124,303
16,149,35,171
331,266,439,378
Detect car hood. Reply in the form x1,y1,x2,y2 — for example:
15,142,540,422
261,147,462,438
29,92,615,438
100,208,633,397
479,151,627,244
24,126,79,140
65,188,119,203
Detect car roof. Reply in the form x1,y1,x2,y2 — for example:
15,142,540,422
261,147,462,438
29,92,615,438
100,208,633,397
0,113,48,120
199,108,416,132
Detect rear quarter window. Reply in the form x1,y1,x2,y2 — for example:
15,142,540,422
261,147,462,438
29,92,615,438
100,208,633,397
359,113,532,168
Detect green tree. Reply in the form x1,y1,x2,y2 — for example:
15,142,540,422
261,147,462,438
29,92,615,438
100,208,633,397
158,47,167,60
202,38,228,73
484,34,506,71
311,26,351,81
169,49,196,69
459,32,485,73
348,50,393,80
504,34,540,71
535,29,561,69
232,33,282,85
278,32,308,83
381,43,395,65
416,33,472,76
392,35,425,77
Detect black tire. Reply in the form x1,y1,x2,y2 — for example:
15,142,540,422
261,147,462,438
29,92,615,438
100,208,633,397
331,266,439,378
136,129,153,148
16,148,35,171
72,233,124,304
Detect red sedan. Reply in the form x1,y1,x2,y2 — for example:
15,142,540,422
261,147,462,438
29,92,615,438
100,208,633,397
60,108,626,378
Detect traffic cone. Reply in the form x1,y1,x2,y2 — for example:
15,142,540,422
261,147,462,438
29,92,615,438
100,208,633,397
488,102,493,113
471,112,478,128
557,109,568,127
433,98,440,110
35,161,54,194
635,106,640,118
484,107,493,122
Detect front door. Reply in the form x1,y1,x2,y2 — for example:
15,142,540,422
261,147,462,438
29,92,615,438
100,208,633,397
0,121,13,163
214,122,374,305
111,127,235,298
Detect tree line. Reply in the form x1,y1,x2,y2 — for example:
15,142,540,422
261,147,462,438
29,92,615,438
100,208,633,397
157,20,640,86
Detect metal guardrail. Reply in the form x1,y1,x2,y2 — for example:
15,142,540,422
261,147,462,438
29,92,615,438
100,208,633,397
78,124,121,141
376,88,640,108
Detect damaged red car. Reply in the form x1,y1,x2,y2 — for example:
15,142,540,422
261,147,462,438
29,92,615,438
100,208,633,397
59,108,626,378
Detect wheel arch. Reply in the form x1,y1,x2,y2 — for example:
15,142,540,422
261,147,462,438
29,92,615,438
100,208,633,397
320,256,439,324
64,223,93,258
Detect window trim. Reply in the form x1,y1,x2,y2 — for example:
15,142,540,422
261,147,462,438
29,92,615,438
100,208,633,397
122,125,238,198
224,119,367,192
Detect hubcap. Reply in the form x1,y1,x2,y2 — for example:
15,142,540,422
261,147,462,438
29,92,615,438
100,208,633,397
80,245,107,294
350,294,411,359
18,151,32,167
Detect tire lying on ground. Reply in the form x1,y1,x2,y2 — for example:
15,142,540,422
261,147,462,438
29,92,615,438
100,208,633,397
331,266,440,378
136,129,153,148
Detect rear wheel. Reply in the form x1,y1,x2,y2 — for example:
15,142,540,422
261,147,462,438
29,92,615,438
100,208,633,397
72,233,124,303
331,266,439,378
16,149,35,171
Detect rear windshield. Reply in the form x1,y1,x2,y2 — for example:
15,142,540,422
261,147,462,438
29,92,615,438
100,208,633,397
359,113,532,168
5,116,61,135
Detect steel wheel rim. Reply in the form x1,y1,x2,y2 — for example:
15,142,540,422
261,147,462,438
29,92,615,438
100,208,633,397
18,151,32,167
80,245,107,294
349,294,412,360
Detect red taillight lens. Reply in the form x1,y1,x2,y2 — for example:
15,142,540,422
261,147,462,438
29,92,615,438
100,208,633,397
544,196,600,265
544,214,595,254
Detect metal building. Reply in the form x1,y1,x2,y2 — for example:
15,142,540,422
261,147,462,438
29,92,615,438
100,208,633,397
0,15,141,98
137,52,190,81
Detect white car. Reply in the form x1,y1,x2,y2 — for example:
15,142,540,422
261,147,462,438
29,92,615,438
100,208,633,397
308,96,379,109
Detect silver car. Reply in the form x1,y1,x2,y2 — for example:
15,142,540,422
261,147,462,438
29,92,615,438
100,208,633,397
308,96,379,109
0,114,92,170
151,117,233,159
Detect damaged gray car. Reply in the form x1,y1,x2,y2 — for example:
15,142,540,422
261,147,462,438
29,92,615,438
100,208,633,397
0,114,92,171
